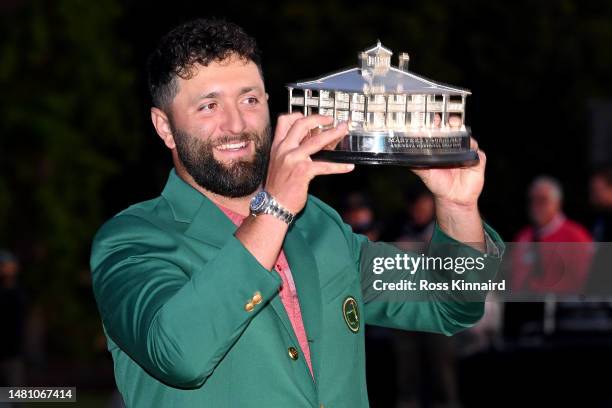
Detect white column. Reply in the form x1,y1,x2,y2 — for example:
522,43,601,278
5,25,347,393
304,89,310,116
404,94,409,128
364,94,369,131
288,87,293,113
333,91,337,125
384,95,390,128
442,94,448,128
424,95,429,127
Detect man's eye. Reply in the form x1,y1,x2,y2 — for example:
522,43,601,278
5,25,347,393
244,96,259,105
198,102,217,112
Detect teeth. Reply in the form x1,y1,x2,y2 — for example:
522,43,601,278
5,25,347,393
217,141,247,150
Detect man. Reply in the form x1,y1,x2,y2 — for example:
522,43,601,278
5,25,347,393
341,193,381,241
396,185,435,244
585,166,612,294
512,176,592,293
590,165,612,242
90,19,503,407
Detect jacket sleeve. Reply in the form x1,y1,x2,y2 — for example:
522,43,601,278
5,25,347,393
347,220,505,336
90,214,281,388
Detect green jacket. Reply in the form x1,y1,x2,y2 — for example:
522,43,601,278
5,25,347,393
90,169,503,407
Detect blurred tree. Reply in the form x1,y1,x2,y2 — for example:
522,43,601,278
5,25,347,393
0,0,142,359
1,0,612,364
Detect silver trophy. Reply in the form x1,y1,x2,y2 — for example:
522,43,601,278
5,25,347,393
287,41,478,167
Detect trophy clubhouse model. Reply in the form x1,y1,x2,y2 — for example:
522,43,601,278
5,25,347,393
287,41,478,167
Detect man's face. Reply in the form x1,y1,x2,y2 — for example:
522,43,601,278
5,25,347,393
165,54,271,197
590,175,612,209
0,260,18,280
410,194,435,227
529,183,561,227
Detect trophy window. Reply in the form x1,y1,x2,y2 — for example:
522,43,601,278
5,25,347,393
447,113,463,129
336,110,349,122
428,112,443,129
351,110,365,125
448,94,464,111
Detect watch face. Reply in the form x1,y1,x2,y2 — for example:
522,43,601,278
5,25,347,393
250,191,268,213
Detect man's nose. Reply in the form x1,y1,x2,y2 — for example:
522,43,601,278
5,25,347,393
219,103,246,135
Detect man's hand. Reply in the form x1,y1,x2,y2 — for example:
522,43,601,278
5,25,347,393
236,113,353,270
412,138,487,249
265,113,355,213
412,138,485,208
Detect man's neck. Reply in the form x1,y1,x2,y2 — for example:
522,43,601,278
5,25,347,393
174,164,259,217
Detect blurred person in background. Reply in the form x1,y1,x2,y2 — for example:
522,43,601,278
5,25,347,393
585,166,612,295
341,193,395,407
393,186,460,408
589,165,612,242
0,250,27,388
396,185,435,245
512,176,592,294
342,192,382,242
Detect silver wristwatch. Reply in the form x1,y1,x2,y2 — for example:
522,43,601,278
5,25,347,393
249,191,295,225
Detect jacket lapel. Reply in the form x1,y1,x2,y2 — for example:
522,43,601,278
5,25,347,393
283,223,323,382
161,169,230,246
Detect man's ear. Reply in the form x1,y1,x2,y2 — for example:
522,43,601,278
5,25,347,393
265,92,269,101
151,107,176,149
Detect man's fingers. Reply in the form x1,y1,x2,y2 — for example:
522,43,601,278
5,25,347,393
468,136,486,171
273,112,304,148
283,114,335,148
309,160,355,177
300,122,348,156
477,148,486,167
470,137,479,152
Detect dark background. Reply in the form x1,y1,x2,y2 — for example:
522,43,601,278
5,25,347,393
1,0,611,406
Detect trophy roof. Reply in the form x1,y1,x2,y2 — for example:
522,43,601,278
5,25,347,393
287,66,470,95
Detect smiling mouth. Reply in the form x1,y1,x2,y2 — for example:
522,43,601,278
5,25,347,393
215,140,250,151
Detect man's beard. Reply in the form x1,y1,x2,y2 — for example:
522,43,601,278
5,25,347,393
172,123,272,198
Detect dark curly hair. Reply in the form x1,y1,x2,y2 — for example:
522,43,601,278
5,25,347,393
146,18,262,111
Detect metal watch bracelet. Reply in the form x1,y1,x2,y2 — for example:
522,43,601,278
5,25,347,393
262,196,295,225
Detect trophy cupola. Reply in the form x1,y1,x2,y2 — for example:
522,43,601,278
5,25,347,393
360,40,392,77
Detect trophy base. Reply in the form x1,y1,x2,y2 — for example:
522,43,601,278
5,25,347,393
311,150,479,168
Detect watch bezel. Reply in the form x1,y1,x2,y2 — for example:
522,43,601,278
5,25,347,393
250,191,270,214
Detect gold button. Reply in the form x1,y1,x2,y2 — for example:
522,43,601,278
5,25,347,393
252,291,263,305
288,346,299,360
244,301,255,312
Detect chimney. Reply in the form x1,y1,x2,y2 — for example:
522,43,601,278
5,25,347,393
398,52,410,71
359,52,368,71
359,51,371,78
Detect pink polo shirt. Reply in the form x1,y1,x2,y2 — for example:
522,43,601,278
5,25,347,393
216,204,313,377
